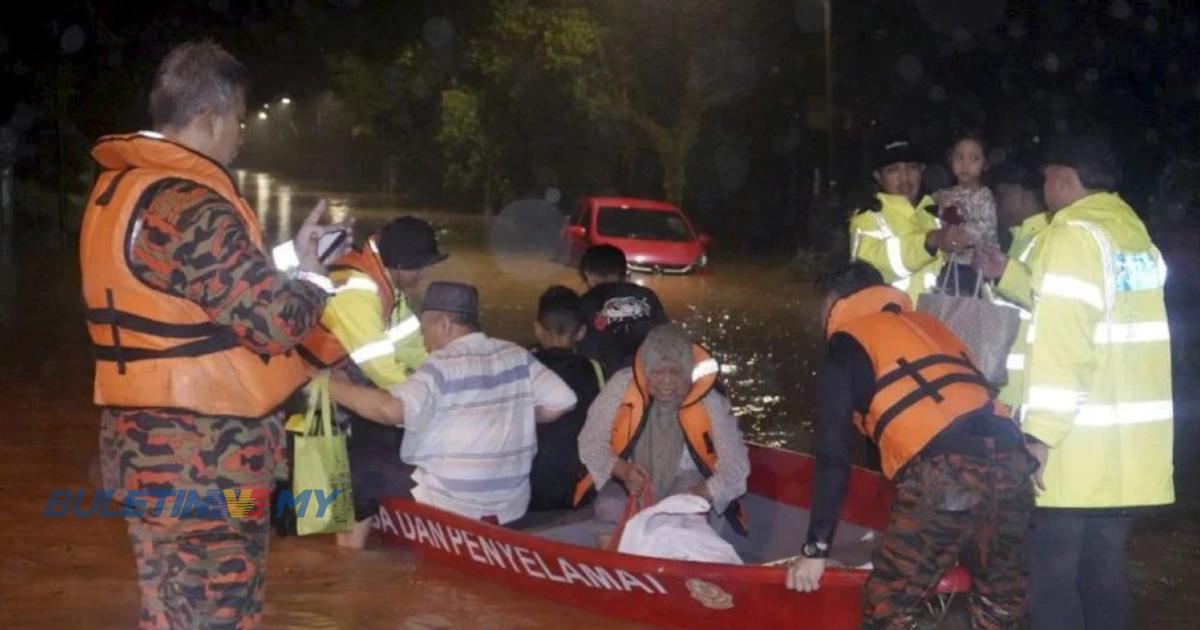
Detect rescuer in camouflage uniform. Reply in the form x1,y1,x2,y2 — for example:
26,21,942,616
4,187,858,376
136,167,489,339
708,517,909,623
83,42,347,629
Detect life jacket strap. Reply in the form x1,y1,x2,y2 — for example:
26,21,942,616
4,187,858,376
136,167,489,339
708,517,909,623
872,372,990,443
95,168,133,206
85,306,226,338
873,353,978,392
91,333,242,364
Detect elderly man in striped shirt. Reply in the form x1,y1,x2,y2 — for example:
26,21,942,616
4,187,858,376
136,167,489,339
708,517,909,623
332,281,578,524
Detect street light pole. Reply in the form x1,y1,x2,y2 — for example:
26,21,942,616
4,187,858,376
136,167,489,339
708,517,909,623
823,0,835,195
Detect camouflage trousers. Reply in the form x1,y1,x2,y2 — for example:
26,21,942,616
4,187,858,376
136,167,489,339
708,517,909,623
862,446,1036,630
100,408,287,630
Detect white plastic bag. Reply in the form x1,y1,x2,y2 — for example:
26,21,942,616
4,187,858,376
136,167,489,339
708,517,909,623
616,494,743,564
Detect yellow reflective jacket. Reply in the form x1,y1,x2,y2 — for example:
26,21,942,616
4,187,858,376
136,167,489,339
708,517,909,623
849,193,944,304
1023,192,1174,509
320,269,427,389
994,212,1050,409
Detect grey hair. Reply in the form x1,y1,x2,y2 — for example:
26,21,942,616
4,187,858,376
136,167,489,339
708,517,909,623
149,41,248,130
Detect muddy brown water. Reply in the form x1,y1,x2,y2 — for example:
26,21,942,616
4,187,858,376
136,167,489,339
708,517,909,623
0,171,1194,628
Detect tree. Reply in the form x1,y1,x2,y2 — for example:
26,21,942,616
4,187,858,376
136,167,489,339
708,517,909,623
470,0,755,205
435,85,508,214
324,39,459,196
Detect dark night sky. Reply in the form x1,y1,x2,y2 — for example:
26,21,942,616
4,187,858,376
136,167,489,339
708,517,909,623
5,1,1200,239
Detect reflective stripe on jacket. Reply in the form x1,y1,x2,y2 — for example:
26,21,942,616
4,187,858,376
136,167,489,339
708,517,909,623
849,193,944,304
1023,192,1174,508
313,238,427,387
79,133,310,418
995,212,1050,410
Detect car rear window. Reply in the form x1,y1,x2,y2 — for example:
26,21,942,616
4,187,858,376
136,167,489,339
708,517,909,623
596,207,692,242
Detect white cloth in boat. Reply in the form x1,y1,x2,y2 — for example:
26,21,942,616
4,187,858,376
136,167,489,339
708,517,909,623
578,368,750,514
389,333,576,524
617,494,744,564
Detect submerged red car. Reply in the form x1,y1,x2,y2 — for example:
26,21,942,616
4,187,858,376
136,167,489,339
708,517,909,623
558,196,712,274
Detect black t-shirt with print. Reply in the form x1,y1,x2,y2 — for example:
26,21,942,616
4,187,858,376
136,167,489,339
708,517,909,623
577,281,669,378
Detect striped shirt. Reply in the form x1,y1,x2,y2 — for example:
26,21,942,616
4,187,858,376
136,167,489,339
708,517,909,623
389,333,576,523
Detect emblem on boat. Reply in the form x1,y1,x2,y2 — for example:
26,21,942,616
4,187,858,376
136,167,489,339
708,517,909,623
685,578,733,610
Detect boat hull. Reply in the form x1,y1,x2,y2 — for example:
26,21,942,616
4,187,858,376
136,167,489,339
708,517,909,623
375,496,869,629
374,445,970,629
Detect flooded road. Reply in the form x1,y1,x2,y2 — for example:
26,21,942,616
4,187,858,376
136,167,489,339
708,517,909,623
0,171,1194,628
237,170,828,450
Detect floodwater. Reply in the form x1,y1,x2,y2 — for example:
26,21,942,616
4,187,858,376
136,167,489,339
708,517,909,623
238,170,828,451
0,171,1194,628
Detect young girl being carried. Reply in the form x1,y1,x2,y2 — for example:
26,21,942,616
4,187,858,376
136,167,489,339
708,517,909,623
933,133,999,293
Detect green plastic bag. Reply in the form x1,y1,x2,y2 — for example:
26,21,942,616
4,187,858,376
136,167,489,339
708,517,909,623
293,371,355,535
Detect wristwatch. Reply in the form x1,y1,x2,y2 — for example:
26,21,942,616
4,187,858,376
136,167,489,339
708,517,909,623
800,541,830,559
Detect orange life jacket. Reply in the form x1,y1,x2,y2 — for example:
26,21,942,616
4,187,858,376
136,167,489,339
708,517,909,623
296,238,398,368
826,285,1009,478
573,344,747,534
79,132,311,419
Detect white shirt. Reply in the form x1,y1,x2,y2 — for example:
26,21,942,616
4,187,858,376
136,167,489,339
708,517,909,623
390,333,575,523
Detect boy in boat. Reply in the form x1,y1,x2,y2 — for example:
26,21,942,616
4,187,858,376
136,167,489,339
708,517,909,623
786,262,1036,629
576,245,670,378
328,281,577,524
576,324,750,548
529,286,606,511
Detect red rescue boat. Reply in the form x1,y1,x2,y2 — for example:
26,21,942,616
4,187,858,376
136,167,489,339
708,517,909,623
374,444,971,629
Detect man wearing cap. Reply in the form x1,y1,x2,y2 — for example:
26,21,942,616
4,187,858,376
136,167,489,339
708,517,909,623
309,216,447,548
850,134,972,303
1019,134,1173,630
329,282,578,524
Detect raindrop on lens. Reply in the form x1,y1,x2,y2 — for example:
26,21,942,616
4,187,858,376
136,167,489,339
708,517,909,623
1185,18,1200,38
791,0,825,34
895,55,923,83
8,103,35,132
60,25,85,54
423,17,454,48
1043,53,1061,73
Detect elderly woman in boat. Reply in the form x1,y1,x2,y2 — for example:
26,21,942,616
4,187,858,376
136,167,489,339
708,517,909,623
576,324,750,547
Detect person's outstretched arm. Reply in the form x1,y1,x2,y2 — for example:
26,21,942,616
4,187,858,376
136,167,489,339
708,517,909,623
330,377,405,425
